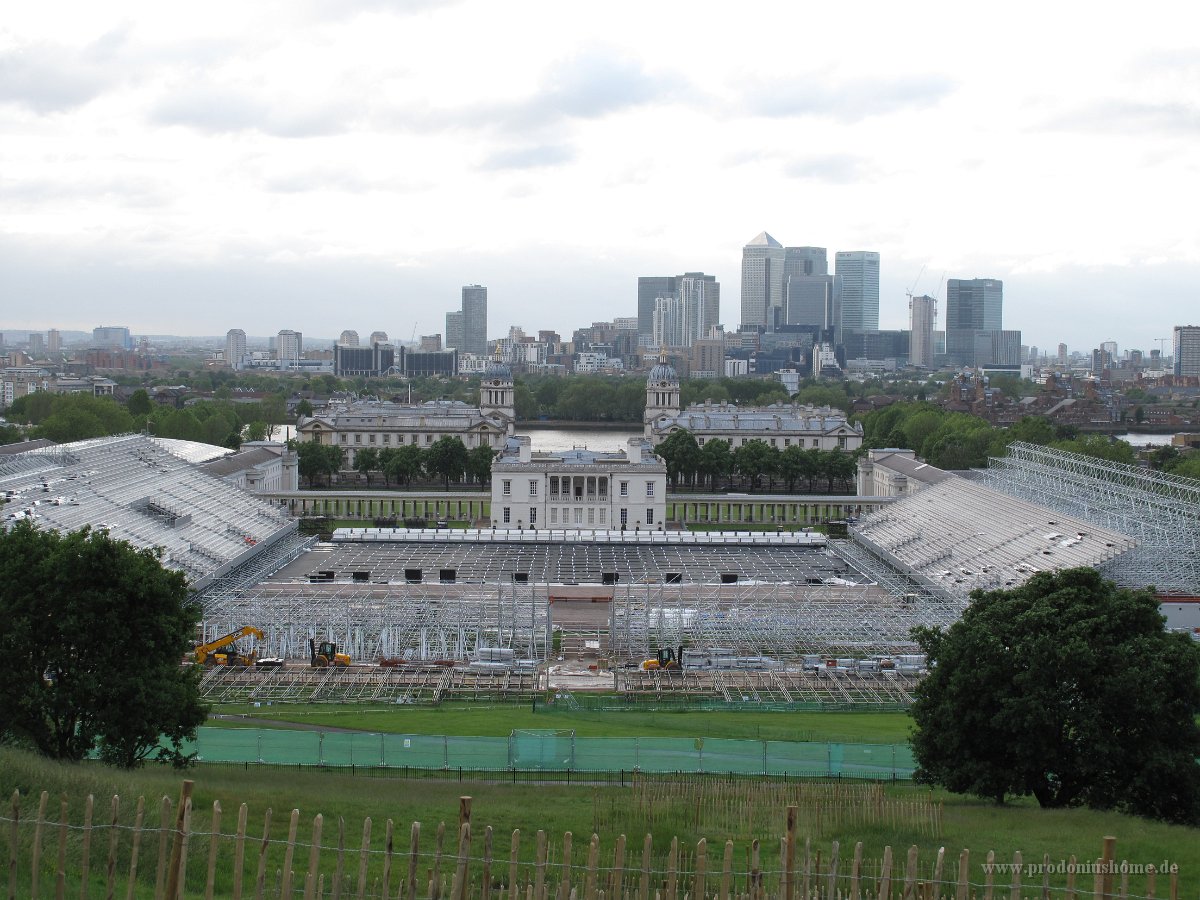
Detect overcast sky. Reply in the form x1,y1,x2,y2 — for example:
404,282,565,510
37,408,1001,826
2,1,1197,354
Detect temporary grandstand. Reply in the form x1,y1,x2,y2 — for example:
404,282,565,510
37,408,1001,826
983,442,1200,595
850,473,1136,598
0,433,296,589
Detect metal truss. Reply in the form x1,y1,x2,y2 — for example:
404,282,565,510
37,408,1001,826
607,575,961,663
198,581,552,664
983,442,1200,594
613,668,922,707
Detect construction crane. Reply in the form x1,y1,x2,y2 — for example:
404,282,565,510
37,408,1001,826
905,264,927,301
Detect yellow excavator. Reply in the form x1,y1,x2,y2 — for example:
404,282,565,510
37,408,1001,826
309,638,352,668
194,626,265,667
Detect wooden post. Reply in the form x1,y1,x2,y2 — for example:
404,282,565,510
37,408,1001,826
79,794,94,900
459,798,473,831
450,822,471,900
204,800,222,900
154,796,173,900
749,839,761,900
1169,867,1178,900
482,826,495,900
784,806,797,900
1146,864,1156,900
877,845,892,900
1008,851,1021,900
404,820,420,900
508,830,522,900
534,831,548,900
56,794,69,900
827,841,841,900
232,803,248,900
1100,838,1116,900
332,817,346,900
279,808,300,900
382,819,395,900
902,846,918,900
719,840,734,900
982,851,994,900
432,821,446,900
1041,853,1051,900
955,850,969,900
164,784,193,900
557,832,573,900
356,816,373,900
304,814,324,900
1065,855,1077,900
253,807,274,900
584,834,599,900
638,834,652,900
930,847,943,900
104,794,120,900
851,842,864,900
176,792,194,900
666,837,679,900
124,796,145,900
607,834,624,900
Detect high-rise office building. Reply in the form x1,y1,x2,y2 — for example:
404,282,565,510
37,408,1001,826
225,329,247,370
834,251,880,335
909,295,937,368
445,311,464,351
93,326,132,350
461,284,488,355
27,333,45,357
785,275,841,337
638,276,676,347
1174,325,1200,377
784,246,828,277
740,232,786,331
678,272,720,339
47,329,61,353
277,329,303,368
945,278,1003,366
1057,343,1068,366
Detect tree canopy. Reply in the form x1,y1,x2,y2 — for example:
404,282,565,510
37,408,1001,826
910,568,1200,824
0,522,207,768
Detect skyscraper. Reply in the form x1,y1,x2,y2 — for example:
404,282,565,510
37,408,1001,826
445,311,464,351
740,232,786,331
276,329,302,368
834,251,880,335
461,284,488,355
678,272,720,339
1174,325,1200,377
785,275,841,337
47,329,61,353
338,330,360,347
226,328,247,370
93,326,132,350
784,246,828,277
638,276,676,347
945,278,1003,366
909,295,937,368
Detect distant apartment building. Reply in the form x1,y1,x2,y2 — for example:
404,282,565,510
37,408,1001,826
1174,326,1200,377
276,330,303,368
461,284,488,355
338,330,360,347
418,335,443,352
92,326,132,350
639,273,719,349
909,295,937,368
47,329,61,353
445,311,464,352
225,329,247,370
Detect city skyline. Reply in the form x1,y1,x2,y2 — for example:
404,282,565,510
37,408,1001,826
1,2,1196,351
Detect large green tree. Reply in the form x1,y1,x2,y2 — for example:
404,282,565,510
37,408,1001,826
654,429,701,488
0,523,207,767
466,444,497,487
910,568,1200,824
426,436,468,489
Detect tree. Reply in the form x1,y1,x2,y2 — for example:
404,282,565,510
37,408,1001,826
654,430,701,488
126,388,153,417
697,439,732,491
0,522,207,767
910,568,1200,824
426,436,468,489
733,440,776,491
466,444,497,487
296,441,342,486
295,398,314,418
384,444,425,486
244,421,270,442
354,447,379,485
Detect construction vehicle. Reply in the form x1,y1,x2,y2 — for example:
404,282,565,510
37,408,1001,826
641,646,685,671
194,626,265,667
310,638,352,668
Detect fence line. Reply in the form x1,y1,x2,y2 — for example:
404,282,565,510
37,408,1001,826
3,783,1180,900
182,727,917,779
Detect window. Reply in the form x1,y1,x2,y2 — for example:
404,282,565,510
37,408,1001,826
550,508,558,525
784,438,790,447
502,507,511,524
354,434,362,444
529,480,538,497
529,508,537,525
502,480,511,496
587,508,594,524
619,481,629,497
382,434,390,445
838,436,847,449
599,509,607,524
574,508,583,524
645,482,654,498
811,439,819,448
620,508,628,527
425,435,433,444
340,434,348,444
369,434,376,444
647,508,654,525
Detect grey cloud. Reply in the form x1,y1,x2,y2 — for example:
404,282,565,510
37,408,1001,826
745,74,955,121
1045,99,1200,135
151,86,350,137
479,143,576,171
0,39,120,113
784,154,869,183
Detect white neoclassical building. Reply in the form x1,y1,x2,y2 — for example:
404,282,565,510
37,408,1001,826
642,354,864,452
296,359,516,470
490,436,667,531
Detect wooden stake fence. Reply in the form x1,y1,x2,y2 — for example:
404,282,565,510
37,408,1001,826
1,786,1179,900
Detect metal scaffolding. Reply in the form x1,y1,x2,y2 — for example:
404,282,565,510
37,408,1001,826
198,580,552,664
608,576,963,663
983,442,1200,594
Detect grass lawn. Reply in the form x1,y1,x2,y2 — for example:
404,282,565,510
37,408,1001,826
207,704,915,744
2,745,1195,898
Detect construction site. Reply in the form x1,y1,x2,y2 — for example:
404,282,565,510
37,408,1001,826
5,434,1198,709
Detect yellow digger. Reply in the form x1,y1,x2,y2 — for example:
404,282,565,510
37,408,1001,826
193,626,265,667
309,638,352,668
641,646,685,671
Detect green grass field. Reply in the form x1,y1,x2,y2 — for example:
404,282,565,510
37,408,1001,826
2,744,1196,898
207,703,914,744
